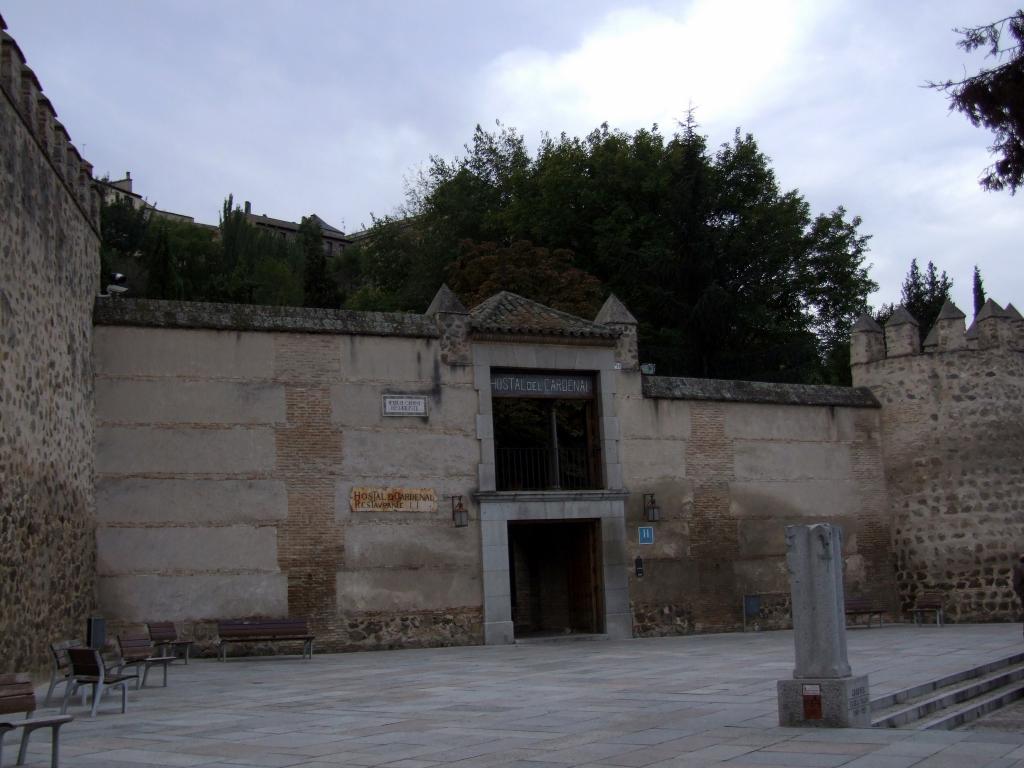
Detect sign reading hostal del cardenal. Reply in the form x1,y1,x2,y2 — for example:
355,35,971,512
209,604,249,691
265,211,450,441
350,487,438,513
490,372,594,398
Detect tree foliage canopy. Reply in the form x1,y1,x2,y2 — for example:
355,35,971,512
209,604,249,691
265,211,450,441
100,195,308,307
99,120,878,386
876,259,954,342
929,10,1024,193
973,265,987,316
344,120,875,384
446,240,604,318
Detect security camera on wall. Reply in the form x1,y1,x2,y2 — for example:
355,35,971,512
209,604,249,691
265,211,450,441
102,272,128,297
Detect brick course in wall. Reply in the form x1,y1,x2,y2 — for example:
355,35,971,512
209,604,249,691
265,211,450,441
274,335,345,646
685,402,739,631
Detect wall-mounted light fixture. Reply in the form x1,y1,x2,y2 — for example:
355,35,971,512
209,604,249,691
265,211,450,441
451,495,469,528
643,492,661,523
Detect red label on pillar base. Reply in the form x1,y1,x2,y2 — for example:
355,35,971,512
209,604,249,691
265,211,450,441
802,684,822,720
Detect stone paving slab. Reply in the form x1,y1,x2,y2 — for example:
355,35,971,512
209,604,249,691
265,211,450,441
12,624,1024,767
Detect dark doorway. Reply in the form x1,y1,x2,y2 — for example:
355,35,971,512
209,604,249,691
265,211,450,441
508,520,604,637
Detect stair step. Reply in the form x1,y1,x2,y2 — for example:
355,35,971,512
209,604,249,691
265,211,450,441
873,665,1024,728
872,651,1024,713
919,681,1024,731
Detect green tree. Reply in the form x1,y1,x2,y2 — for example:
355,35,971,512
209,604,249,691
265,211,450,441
99,196,151,292
445,240,605,317
973,265,987,316
145,223,182,300
877,259,953,341
252,254,303,306
219,195,263,302
905,260,953,337
367,119,874,383
929,10,1024,193
218,195,306,305
299,216,338,308
338,214,432,311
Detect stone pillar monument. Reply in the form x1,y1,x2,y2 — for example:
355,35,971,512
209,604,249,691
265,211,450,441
777,524,870,727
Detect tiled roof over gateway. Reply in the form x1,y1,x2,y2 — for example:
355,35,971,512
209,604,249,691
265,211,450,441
469,291,620,340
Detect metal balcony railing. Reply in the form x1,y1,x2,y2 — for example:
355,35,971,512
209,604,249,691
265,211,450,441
495,446,599,491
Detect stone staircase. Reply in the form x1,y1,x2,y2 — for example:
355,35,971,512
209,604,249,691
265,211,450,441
872,652,1024,730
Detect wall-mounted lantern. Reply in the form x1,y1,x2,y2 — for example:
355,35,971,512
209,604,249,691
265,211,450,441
451,495,469,528
643,492,661,523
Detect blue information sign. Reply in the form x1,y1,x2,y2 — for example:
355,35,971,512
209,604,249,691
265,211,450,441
638,526,654,545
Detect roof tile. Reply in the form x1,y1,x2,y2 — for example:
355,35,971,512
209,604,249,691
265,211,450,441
469,292,619,339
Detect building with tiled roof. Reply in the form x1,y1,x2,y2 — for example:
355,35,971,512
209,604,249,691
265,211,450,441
241,200,351,256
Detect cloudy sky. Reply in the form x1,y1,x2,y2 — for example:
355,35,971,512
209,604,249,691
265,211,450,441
4,1,1019,312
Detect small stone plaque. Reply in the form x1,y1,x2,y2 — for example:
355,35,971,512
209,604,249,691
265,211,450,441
382,395,428,416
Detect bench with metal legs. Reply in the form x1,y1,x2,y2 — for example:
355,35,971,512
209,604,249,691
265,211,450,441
43,640,84,708
0,672,73,767
117,633,173,688
148,622,194,665
912,590,945,626
217,618,315,660
61,648,134,718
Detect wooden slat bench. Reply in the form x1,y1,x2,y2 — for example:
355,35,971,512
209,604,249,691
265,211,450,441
147,622,193,665
117,633,174,688
216,619,314,661
44,640,82,707
61,648,135,718
1,672,73,767
844,597,883,628
912,590,945,626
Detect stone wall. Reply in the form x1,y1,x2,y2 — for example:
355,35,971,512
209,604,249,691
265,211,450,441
0,18,101,674
852,303,1024,622
618,373,890,636
93,309,483,654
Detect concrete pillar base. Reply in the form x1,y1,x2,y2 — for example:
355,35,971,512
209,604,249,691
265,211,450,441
777,675,870,728
484,620,514,645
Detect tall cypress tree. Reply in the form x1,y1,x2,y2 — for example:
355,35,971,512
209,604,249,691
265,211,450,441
972,265,987,316
300,216,338,308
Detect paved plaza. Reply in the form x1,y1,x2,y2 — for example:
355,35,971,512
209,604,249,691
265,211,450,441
16,624,1024,768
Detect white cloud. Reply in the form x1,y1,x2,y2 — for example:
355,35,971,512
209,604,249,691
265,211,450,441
479,0,831,136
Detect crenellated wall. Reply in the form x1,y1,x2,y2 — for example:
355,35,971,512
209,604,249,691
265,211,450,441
0,16,102,675
852,300,1024,622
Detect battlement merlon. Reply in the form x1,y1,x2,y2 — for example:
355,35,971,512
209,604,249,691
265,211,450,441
975,299,1021,350
883,306,920,357
595,293,639,372
850,314,884,365
0,26,100,233
851,299,1023,381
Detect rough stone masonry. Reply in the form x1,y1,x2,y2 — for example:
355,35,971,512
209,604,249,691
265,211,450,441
0,15,102,674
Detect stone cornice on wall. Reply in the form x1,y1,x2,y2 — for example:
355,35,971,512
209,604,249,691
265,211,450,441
643,375,880,409
94,297,440,338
